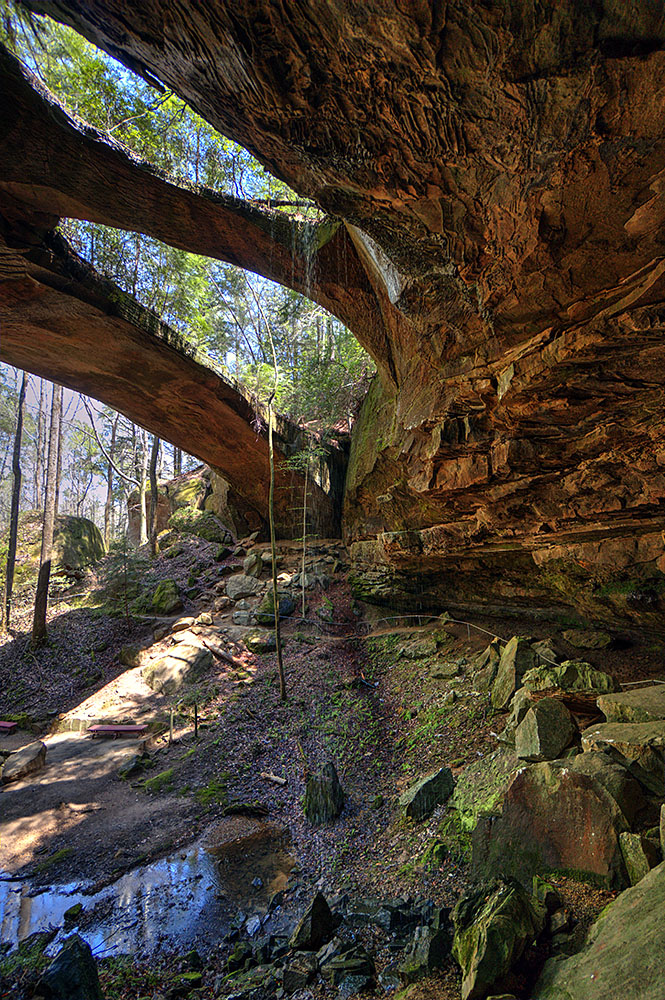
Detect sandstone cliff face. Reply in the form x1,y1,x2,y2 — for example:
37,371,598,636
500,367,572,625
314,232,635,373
7,1,665,622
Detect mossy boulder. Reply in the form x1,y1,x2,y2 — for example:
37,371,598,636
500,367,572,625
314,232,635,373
451,749,519,831
151,580,182,614
168,470,207,510
255,589,296,626
562,629,612,649
168,506,231,544
244,630,277,654
521,661,619,696
452,879,545,1000
38,935,103,1000
619,832,661,886
12,511,105,588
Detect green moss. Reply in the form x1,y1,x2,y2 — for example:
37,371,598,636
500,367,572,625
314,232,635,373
0,931,51,979
433,810,472,864
194,776,228,807
151,580,182,614
168,507,228,543
143,768,175,793
35,847,74,873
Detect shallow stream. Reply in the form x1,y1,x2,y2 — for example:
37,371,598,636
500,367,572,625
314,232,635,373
0,819,294,959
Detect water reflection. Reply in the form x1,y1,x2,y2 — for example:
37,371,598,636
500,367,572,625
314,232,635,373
0,820,294,958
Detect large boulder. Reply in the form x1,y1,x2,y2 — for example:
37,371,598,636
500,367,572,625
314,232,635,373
254,589,296,626
168,506,231,543
400,766,455,821
597,685,665,724
514,698,576,762
2,740,47,784
226,574,262,601
520,661,619,696
452,879,545,1000
581,721,665,795
290,892,335,950
533,861,665,1000
450,749,519,831
13,511,105,586
38,934,103,1000
143,643,213,694
150,579,183,614
472,753,643,887
491,638,536,710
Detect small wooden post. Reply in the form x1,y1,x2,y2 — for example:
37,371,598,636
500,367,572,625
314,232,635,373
194,702,198,739
169,706,174,745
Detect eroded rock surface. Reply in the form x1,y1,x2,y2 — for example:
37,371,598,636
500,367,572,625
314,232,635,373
533,861,665,1000
1,5,664,618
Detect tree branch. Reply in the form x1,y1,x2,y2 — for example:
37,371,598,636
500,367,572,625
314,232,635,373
80,396,139,488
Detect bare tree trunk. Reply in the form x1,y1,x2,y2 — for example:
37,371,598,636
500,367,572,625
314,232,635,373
2,371,27,631
133,425,149,546
33,378,44,508
148,433,160,557
268,396,286,701
173,445,182,477
54,396,64,514
32,383,63,645
104,413,119,548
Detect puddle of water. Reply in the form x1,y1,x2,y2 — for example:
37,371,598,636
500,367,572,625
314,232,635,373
0,820,294,959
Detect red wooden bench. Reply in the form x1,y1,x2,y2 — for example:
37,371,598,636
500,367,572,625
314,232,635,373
0,721,17,734
87,724,148,739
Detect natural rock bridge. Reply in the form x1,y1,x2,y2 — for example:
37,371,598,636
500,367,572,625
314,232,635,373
2,2,665,624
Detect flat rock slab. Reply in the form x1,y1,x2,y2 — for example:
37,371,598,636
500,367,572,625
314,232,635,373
533,860,665,999
2,740,46,783
581,721,665,794
143,643,213,694
598,685,665,723
562,629,612,649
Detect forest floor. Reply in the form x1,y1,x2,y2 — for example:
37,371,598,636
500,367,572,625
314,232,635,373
1,535,663,999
